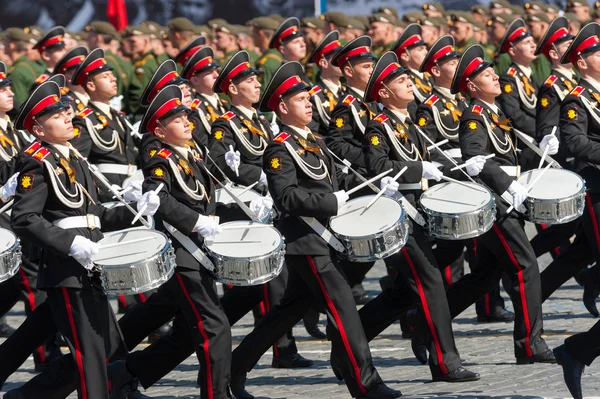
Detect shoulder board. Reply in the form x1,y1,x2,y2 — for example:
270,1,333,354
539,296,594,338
273,132,291,143
507,67,517,77
373,114,389,124
156,148,172,159
31,147,50,162
472,105,483,115
342,95,356,105
220,111,236,121
34,74,50,84
544,75,558,87
309,85,322,97
569,86,585,97
24,141,41,155
78,108,92,118
424,95,439,107
190,98,201,109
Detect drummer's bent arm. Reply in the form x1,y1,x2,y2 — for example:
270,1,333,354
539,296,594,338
560,100,600,164
263,144,338,218
11,160,76,257
325,105,366,168
363,131,423,183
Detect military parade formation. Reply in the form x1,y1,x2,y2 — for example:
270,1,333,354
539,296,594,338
1,2,600,398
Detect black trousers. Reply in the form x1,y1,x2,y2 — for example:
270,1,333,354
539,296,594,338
231,253,382,398
565,319,600,366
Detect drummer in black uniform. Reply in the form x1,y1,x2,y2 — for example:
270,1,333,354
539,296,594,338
229,61,402,399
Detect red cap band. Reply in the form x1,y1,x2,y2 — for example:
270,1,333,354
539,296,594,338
220,61,252,92
395,35,423,56
24,94,61,131
150,71,180,102
459,57,485,93
178,45,204,66
274,26,299,49
185,56,215,79
148,98,183,133
38,35,64,52
338,46,371,66
77,58,108,85
313,40,342,63
424,45,455,72
570,35,600,64
542,27,570,56
502,26,528,52
369,62,402,101
268,75,303,111
58,55,85,74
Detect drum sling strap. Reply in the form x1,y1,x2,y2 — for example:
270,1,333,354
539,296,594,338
299,216,346,253
163,221,216,272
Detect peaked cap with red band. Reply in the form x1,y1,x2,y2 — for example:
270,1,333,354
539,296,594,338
535,16,573,57
308,30,343,64
451,44,494,94
140,85,190,134
54,46,88,76
499,18,532,54
174,36,208,67
365,51,408,102
33,26,65,52
269,17,303,49
181,46,219,80
561,22,600,65
258,61,310,112
0,62,11,88
392,23,426,58
213,50,260,94
141,59,187,106
72,48,113,86
419,35,460,73
331,35,376,67
15,81,69,131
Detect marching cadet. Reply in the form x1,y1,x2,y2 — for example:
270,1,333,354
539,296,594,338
449,12,490,60
87,21,144,115
300,17,325,84
230,60,402,399
32,26,68,78
489,0,513,15
6,79,159,399
392,24,433,107
174,36,207,68
247,17,283,91
566,0,592,23
5,28,45,107
358,50,480,383
234,25,261,66
271,17,309,84
182,45,228,148
167,17,197,51
445,44,556,365
53,46,89,113
307,30,343,136
471,4,489,24
486,14,513,75
422,2,445,17
214,22,240,66
321,12,356,43
209,50,272,188
142,21,169,64
418,17,444,47
554,22,600,399
527,12,553,84
125,25,159,89
71,49,138,200
368,13,396,57
496,19,539,139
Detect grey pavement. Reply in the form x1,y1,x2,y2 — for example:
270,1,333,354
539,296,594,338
2,223,600,398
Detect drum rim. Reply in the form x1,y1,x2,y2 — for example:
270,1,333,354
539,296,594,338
0,228,19,255
517,169,586,201
94,231,171,267
420,182,494,216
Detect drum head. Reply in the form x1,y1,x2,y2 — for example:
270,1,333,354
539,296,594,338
420,182,492,214
518,169,584,200
205,221,281,258
215,185,262,205
93,230,167,266
330,196,403,237
0,228,17,251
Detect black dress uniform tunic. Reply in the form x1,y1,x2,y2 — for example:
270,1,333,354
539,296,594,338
497,63,539,138
308,78,342,136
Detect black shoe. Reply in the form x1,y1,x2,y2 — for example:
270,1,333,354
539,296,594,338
476,307,515,323
230,372,253,399
356,383,402,399
354,292,372,305
580,268,600,317
108,360,139,399
554,344,584,399
147,323,172,344
574,269,585,286
399,310,415,340
306,326,326,339
3,390,25,399
432,366,480,383
272,353,314,368
0,323,15,338
516,348,557,365
411,338,428,365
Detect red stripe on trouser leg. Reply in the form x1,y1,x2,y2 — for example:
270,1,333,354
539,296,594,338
541,223,562,255
263,284,279,357
445,266,452,286
492,224,533,357
138,293,147,302
586,193,600,251
61,288,88,399
19,269,45,363
175,273,214,399
485,294,491,315
402,247,448,374
106,358,112,393
472,238,477,257
118,294,127,309
306,255,366,395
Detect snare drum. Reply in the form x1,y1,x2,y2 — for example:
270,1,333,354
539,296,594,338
204,221,285,286
93,229,176,295
215,184,262,205
517,169,585,225
329,195,408,262
0,228,21,283
420,182,496,240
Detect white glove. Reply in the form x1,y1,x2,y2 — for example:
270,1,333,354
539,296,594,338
109,95,123,112
122,180,143,203
380,176,399,196
258,171,268,188
421,161,443,181
270,115,280,135
0,172,19,201
193,214,222,238
539,134,559,156
137,190,160,216
334,190,349,209
249,197,273,222
508,181,528,210
465,156,487,177
70,236,100,270
225,148,241,173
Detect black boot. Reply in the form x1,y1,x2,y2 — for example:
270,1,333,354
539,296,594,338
271,353,314,368
580,268,600,317
355,383,402,399
477,307,515,323
432,366,480,383
230,371,253,399
0,316,15,338
516,348,557,365
108,360,139,399
554,345,584,399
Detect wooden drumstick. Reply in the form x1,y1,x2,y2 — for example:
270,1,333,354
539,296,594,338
131,183,164,225
99,237,150,250
506,161,553,214
236,181,259,198
440,175,489,193
362,167,408,213
346,169,392,196
219,224,274,230
426,139,449,151
450,154,495,171
0,199,13,216
538,127,556,169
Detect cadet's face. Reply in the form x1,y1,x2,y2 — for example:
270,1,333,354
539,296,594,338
233,74,261,104
527,21,546,40
369,22,389,44
439,58,459,81
348,58,374,86
489,22,507,42
387,73,414,103
157,111,191,146
215,31,234,51
513,36,537,61
178,83,193,107
88,33,99,49
472,67,501,97
90,71,118,98
36,108,74,144
281,90,312,125
0,86,14,113
421,25,439,47
194,68,219,92
163,40,179,58
302,27,319,46
584,50,600,74
128,35,147,54
282,37,306,61
450,21,470,42
553,39,573,61
44,46,68,68
409,45,428,67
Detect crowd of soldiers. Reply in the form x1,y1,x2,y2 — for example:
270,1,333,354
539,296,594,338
0,1,599,399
